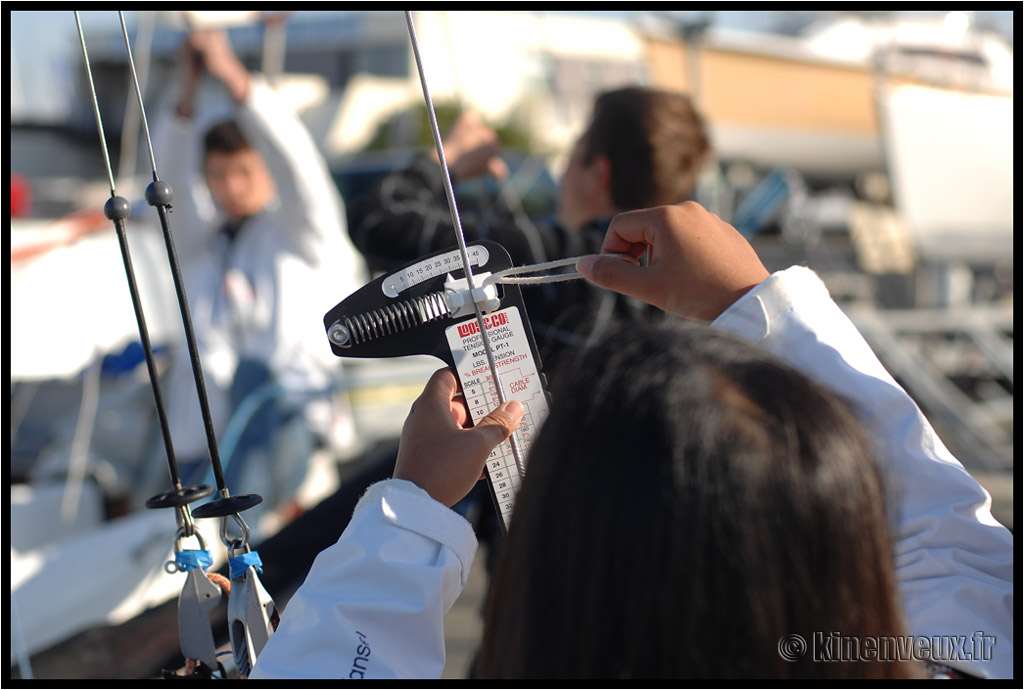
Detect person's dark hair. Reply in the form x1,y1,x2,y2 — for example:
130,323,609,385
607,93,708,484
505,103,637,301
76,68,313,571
581,87,711,211
479,320,918,679
203,118,252,157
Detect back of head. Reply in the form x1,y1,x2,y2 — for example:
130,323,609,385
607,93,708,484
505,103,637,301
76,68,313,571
582,87,711,210
480,320,917,679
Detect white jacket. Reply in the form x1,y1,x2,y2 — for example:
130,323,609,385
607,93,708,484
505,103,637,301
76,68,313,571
251,266,1013,679
153,76,368,459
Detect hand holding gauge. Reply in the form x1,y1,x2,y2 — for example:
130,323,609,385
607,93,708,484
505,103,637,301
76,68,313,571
323,241,551,532
394,368,524,509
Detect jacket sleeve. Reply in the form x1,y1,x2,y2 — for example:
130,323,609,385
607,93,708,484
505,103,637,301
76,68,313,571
235,76,349,264
249,479,478,679
711,266,1013,679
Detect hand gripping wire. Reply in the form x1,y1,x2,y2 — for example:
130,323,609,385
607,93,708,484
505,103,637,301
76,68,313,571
321,14,588,533
325,241,547,532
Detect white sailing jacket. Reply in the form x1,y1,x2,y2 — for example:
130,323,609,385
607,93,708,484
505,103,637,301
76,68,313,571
250,266,1013,679
152,76,368,460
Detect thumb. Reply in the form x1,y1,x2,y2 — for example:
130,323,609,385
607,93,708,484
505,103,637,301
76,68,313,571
472,399,524,448
576,254,646,297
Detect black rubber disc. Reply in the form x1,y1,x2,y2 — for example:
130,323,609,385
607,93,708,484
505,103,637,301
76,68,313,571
190,493,264,519
145,484,216,509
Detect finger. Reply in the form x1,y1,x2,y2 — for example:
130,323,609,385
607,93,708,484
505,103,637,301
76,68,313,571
471,400,524,449
427,368,473,428
450,389,470,428
188,29,213,50
409,368,459,420
423,367,459,402
601,207,658,255
576,254,650,298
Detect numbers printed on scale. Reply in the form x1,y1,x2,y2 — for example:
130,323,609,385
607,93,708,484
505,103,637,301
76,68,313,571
445,307,549,528
382,246,490,298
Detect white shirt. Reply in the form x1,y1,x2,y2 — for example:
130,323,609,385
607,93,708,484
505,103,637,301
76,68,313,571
153,76,368,459
251,266,1013,679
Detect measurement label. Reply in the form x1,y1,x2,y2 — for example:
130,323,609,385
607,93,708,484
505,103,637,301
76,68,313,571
445,307,548,530
382,245,490,298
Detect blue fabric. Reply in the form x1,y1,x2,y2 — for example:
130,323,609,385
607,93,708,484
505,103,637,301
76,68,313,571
101,341,167,376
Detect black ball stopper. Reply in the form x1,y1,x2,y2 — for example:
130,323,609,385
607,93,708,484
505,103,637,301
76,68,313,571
104,195,132,221
145,180,174,207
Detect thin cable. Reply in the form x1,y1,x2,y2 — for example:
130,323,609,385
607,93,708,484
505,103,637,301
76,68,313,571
75,11,181,488
118,15,230,495
117,9,155,192
114,223,186,489
77,14,203,543
9,382,39,447
437,10,549,265
405,11,526,476
404,12,477,286
119,11,159,179
485,256,584,285
74,12,117,197
10,596,35,680
119,22,266,555
483,253,635,286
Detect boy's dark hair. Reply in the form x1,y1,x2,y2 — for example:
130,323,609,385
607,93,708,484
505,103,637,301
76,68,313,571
582,87,712,210
203,119,251,156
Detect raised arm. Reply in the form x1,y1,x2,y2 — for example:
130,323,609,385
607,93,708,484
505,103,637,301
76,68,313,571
189,29,345,261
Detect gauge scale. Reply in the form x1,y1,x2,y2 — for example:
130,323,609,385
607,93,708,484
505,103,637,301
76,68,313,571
382,245,489,298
